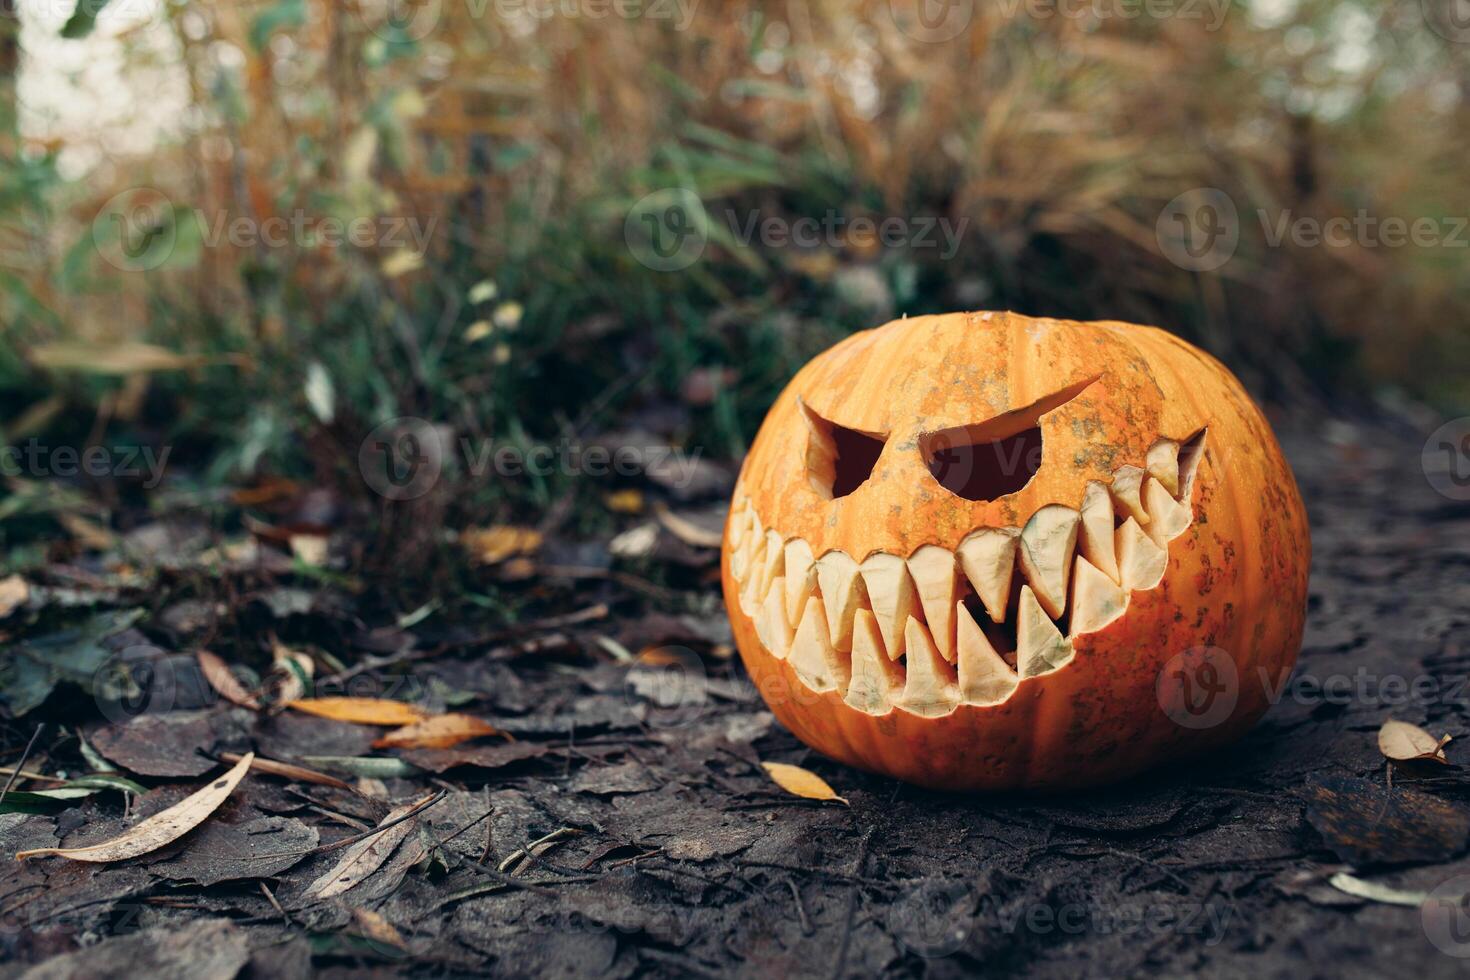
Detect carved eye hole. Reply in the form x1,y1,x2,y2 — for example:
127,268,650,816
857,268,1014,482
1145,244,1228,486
798,399,886,499
919,375,1100,502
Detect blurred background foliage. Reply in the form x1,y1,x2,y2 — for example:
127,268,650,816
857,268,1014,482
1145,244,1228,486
0,0,1467,556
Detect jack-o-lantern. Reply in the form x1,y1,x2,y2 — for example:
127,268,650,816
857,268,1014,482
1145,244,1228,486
722,312,1309,791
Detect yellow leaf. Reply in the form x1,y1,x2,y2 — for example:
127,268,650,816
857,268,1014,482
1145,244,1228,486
372,713,512,750
460,525,542,566
288,697,428,726
760,761,849,805
1378,719,1451,764
604,489,644,515
380,250,424,278
28,342,229,375
17,754,253,862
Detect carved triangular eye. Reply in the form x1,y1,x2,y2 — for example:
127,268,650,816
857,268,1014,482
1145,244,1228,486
919,376,1099,502
798,399,886,499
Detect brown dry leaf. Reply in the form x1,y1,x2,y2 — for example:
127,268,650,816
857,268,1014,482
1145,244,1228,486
288,697,428,726
197,651,261,710
302,797,426,901
16,753,254,862
350,907,407,950
218,751,352,791
655,503,724,549
460,525,543,565
28,341,212,375
57,513,116,551
372,713,512,750
0,575,28,619
760,761,849,805
1378,719,1451,764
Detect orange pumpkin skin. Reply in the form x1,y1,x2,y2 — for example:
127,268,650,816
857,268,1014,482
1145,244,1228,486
721,311,1310,791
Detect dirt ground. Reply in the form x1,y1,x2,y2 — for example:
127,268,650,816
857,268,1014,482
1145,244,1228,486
3,415,1470,978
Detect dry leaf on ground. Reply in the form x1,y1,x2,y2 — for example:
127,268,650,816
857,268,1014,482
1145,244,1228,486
197,651,261,709
16,753,254,862
1378,719,1451,764
461,526,543,565
350,907,408,950
372,713,511,750
761,761,849,805
302,796,426,901
0,575,29,618
288,697,428,726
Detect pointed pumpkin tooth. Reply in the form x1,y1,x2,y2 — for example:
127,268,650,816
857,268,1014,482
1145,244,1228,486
956,528,1020,624
1177,429,1208,501
1079,482,1120,584
898,617,959,717
754,529,785,603
956,601,1018,705
1016,585,1073,678
1116,517,1168,592
815,551,863,653
859,553,920,660
906,546,959,662
844,609,904,715
754,577,795,660
738,533,766,613
783,539,816,629
1147,439,1181,497
1109,465,1150,526
726,504,747,551
1018,505,1081,621
1069,555,1128,636
1142,477,1192,547
788,594,848,694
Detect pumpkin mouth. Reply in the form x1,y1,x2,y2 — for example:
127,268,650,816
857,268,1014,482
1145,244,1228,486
727,430,1208,717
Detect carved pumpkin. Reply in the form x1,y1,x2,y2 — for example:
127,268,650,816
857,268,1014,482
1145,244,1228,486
722,312,1309,791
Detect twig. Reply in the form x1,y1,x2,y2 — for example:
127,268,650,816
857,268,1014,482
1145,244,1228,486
259,882,292,927
498,826,580,874
0,725,45,809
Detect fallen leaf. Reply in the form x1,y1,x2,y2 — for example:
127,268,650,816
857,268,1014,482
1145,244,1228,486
289,534,330,567
0,575,29,618
350,907,408,951
299,755,425,779
197,650,261,709
302,796,425,901
609,523,659,559
760,761,849,805
655,503,725,549
460,526,543,565
604,489,644,515
372,713,511,750
57,513,116,551
1328,872,1429,907
16,752,254,862
28,341,212,375
218,751,352,790
271,641,314,704
288,697,428,726
1379,719,1451,764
